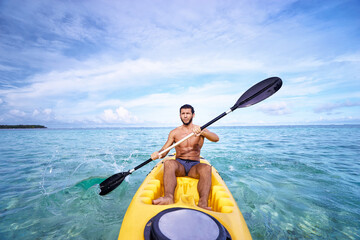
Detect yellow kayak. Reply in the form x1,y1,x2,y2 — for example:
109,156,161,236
118,155,252,240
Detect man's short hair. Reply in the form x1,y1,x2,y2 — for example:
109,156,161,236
180,104,194,114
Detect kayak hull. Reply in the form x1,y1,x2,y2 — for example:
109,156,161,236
118,155,252,240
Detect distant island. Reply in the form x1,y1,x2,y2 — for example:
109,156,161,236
0,125,47,129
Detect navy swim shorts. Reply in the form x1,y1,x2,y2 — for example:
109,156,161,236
176,158,200,176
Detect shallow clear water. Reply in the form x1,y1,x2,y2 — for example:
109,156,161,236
0,126,359,239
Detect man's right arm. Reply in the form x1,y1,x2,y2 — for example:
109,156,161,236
151,130,176,160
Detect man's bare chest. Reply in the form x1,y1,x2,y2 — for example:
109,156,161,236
175,134,202,147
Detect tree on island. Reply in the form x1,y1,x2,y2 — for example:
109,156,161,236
0,125,47,129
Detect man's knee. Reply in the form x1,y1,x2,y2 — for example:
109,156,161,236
196,164,211,176
164,160,185,176
164,160,183,173
164,160,177,170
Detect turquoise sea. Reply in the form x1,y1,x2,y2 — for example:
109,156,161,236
0,126,359,239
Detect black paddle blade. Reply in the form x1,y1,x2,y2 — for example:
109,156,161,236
99,171,130,195
231,77,282,111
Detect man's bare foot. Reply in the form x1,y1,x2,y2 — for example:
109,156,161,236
198,199,212,210
152,196,174,205
198,204,212,211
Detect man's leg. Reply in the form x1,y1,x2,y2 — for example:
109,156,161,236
188,163,212,210
153,160,185,205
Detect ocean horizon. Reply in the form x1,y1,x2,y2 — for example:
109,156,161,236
2,123,358,129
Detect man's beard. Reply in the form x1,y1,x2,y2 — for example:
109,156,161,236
181,117,193,126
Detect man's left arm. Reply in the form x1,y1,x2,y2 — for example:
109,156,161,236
201,129,219,142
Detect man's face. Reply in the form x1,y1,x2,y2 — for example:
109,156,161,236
180,108,194,126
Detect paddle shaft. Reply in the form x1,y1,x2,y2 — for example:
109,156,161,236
129,109,232,174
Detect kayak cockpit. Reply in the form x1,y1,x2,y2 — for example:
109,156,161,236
139,156,235,213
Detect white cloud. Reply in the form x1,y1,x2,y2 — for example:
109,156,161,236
334,52,360,63
0,57,265,110
32,109,40,116
101,106,139,124
0,64,18,71
33,109,53,116
43,109,52,115
9,109,26,117
314,101,360,113
257,102,292,116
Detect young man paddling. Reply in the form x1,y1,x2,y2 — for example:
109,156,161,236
151,104,219,210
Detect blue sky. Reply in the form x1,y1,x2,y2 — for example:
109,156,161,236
0,0,359,127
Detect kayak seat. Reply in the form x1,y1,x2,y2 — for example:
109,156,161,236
174,177,199,205
139,165,235,213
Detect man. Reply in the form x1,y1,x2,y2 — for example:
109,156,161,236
151,104,219,210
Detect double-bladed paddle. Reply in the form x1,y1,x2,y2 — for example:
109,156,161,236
99,77,282,195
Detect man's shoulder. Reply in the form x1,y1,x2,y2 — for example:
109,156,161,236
170,126,181,134
170,125,190,135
